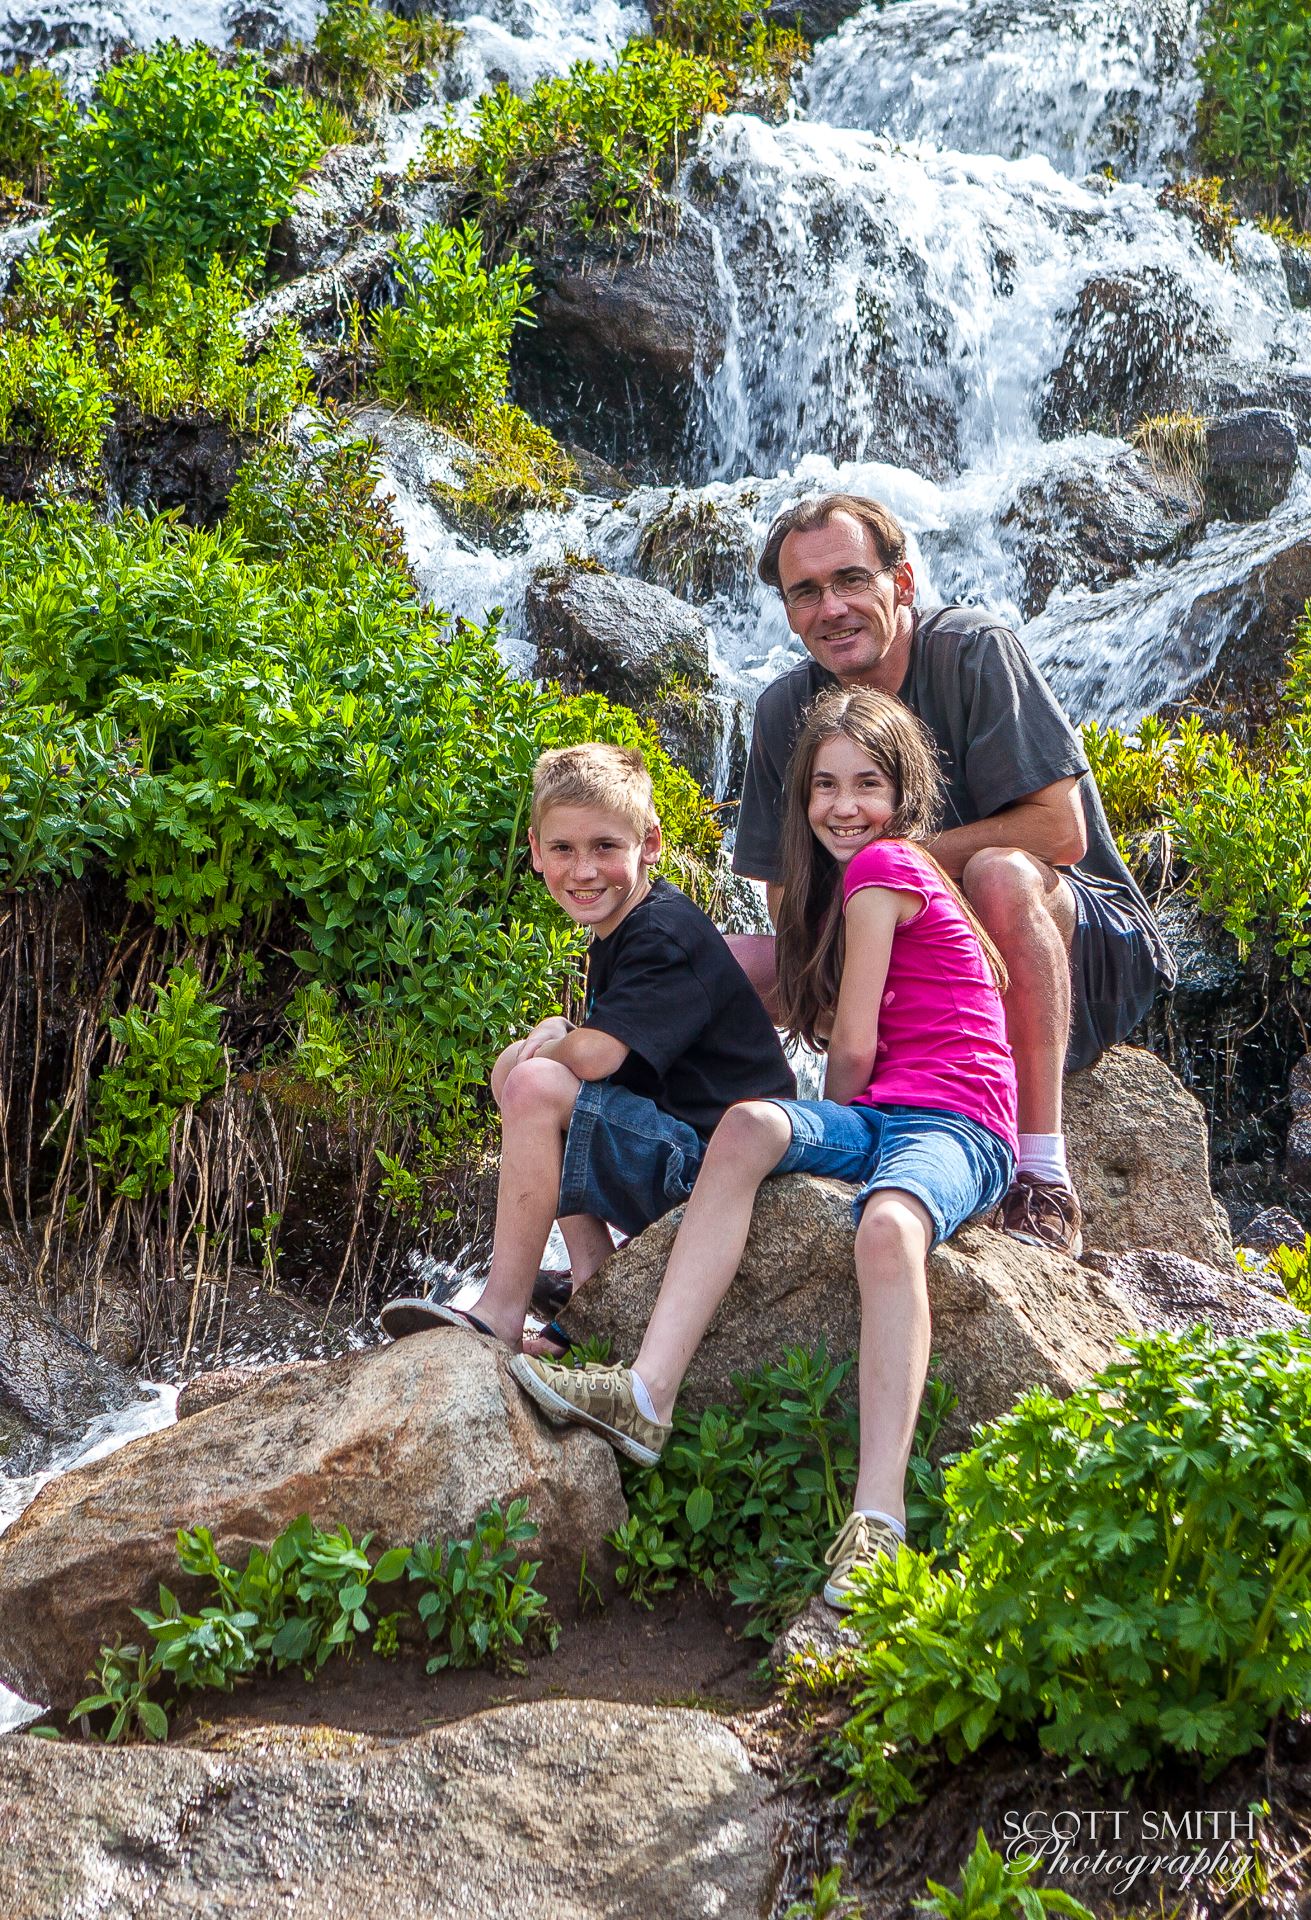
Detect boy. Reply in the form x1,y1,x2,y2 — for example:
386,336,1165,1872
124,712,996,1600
381,743,795,1352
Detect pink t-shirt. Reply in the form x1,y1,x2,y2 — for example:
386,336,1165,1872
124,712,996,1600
840,840,1018,1156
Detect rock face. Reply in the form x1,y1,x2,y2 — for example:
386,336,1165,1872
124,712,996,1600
569,1190,1139,1442
998,445,1200,618
1082,1248,1305,1336
1203,408,1299,523
0,1703,779,1919
1171,354,1311,442
1063,1045,1232,1267
0,1286,138,1477
267,143,383,281
0,1334,625,1709
1286,1054,1311,1185
526,562,712,707
1041,268,1221,438
510,208,728,477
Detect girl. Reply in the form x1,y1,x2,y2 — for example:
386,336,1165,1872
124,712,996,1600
509,687,1018,1607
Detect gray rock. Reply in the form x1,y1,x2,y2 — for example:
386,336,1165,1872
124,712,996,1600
1170,354,1311,443
0,1335,625,1709
999,444,1201,618
1274,236,1311,310
267,143,385,281
526,562,712,708
1064,1045,1233,1267
0,1702,780,1919
1243,1205,1307,1254
1286,1054,1311,1183
763,0,863,41
0,1284,138,1478
1083,1247,1305,1335
1204,408,1299,522
636,495,757,605
0,215,45,297
769,1594,857,1674
1041,267,1222,438
510,207,728,479
240,232,396,351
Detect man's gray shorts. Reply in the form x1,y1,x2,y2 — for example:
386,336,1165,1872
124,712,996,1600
1066,875,1164,1073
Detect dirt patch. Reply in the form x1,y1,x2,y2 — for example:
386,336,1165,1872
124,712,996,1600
170,1585,771,1751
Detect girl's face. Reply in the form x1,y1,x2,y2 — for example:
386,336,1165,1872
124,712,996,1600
807,732,899,864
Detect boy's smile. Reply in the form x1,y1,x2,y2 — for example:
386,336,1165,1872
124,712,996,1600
808,734,898,863
530,804,661,940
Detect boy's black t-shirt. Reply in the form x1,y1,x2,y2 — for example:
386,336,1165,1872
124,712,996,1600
581,877,796,1138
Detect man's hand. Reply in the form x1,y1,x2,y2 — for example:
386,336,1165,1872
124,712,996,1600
516,1015,574,1062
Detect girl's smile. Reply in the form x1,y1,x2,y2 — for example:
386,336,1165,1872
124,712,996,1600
807,733,898,862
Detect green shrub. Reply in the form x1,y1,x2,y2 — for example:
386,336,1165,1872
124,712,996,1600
405,1496,559,1671
0,65,74,205
303,0,460,122
1242,1233,1311,1309
373,221,534,426
86,962,226,1199
816,1328,1311,1823
51,42,323,283
915,1831,1095,1920
651,0,808,112
1198,0,1311,218
115,257,310,429
0,315,114,464
610,1344,954,1637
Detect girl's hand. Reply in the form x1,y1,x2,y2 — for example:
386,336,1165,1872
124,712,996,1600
517,1015,574,1061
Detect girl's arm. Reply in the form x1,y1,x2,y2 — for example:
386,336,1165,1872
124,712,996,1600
823,884,920,1106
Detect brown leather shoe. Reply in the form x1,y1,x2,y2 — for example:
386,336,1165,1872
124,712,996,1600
996,1174,1083,1258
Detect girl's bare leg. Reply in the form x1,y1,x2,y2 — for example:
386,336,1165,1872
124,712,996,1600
632,1100,794,1422
850,1190,934,1521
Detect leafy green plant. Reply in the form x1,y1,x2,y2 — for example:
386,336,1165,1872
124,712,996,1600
783,1863,863,1920
610,1344,953,1637
373,221,534,427
822,1328,1311,1823
1198,0,1311,220
86,962,226,1199
915,1831,1095,1920
51,42,323,282
406,1497,559,1672
115,257,309,429
0,65,74,205
299,0,460,123
71,1641,169,1744
1246,1234,1311,1309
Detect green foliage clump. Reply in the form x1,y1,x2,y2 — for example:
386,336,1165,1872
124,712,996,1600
73,1503,557,1742
0,65,74,207
1157,174,1240,261
1243,1233,1311,1309
1082,711,1229,846
1198,0,1311,220
374,221,534,426
609,1345,953,1637
816,1329,1311,1823
302,0,460,124
86,962,226,1199
423,42,728,241
915,1831,1095,1920
652,0,808,113
116,258,310,429
51,41,323,283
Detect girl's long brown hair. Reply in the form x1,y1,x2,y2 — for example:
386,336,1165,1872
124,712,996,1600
774,687,1009,1049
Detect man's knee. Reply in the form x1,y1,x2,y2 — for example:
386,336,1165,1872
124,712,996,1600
499,1055,581,1127
962,847,1073,942
724,932,779,1017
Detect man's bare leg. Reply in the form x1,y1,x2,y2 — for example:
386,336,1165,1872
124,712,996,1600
723,932,781,1024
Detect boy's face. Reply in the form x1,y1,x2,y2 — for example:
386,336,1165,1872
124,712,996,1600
530,804,661,940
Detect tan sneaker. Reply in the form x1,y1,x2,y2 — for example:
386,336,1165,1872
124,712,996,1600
996,1173,1083,1258
508,1354,670,1465
822,1512,904,1610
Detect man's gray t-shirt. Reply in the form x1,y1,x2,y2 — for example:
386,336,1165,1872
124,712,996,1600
732,605,1173,977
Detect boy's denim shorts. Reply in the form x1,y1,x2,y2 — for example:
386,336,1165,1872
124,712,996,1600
558,1079,706,1239
767,1099,1014,1248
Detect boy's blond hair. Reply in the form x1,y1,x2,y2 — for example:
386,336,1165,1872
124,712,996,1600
531,743,658,838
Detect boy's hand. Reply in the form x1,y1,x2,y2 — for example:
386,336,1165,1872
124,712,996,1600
517,1016,574,1061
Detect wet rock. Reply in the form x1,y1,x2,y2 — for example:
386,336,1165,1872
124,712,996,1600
635,494,757,604
0,1334,624,1709
1041,267,1222,439
164,1268,360,1378
240,232,396,352
0,1284,138,1478
526,562,713,708
570,1195,1140,1446
1203,408,1299,523
1274,236,1311,310
1082,1248,1305,1335
267,143,384,281
763,0,863,40
510,208,728,479
0,215,45,295
1242,1205,1308,1254
1063,1044,1233,1267
1170,354,1311,443
102,408,256,527
0,1702,779,1918
1286,1054,1311,1184
999,443,1201,619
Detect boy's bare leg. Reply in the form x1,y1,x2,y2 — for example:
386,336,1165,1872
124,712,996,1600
849,1191,934,1522
475,1056,583,1346
632,1100,793,1422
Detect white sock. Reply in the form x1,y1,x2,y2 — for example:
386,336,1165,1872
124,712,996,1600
1017,1132,1069,1188
856,1508,906,1540
629,1369,660,1424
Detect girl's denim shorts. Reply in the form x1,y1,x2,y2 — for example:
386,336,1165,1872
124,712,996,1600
766,1098,1014,1247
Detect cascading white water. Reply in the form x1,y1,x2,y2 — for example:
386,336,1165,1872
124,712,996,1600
802,0,1203,183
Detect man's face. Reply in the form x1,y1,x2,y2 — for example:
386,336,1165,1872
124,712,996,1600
776,513,912,688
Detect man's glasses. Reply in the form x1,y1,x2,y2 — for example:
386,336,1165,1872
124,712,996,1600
782,564,893,611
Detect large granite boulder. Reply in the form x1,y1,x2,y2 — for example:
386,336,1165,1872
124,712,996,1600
1081,1248,1305,1335
526,562,713,707
1063,1045,1233,1267
0,1334,625,1710
0,1703,779,1919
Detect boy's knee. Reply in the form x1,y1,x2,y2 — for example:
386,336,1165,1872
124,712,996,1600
500,1055,582,1126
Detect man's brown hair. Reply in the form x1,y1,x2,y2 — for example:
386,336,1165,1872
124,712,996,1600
757,493,909,591
531,743,658,839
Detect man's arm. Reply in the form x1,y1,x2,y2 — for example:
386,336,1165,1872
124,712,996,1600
928,776,1087,880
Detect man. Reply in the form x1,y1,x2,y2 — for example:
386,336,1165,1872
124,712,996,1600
731,492,1174,1256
